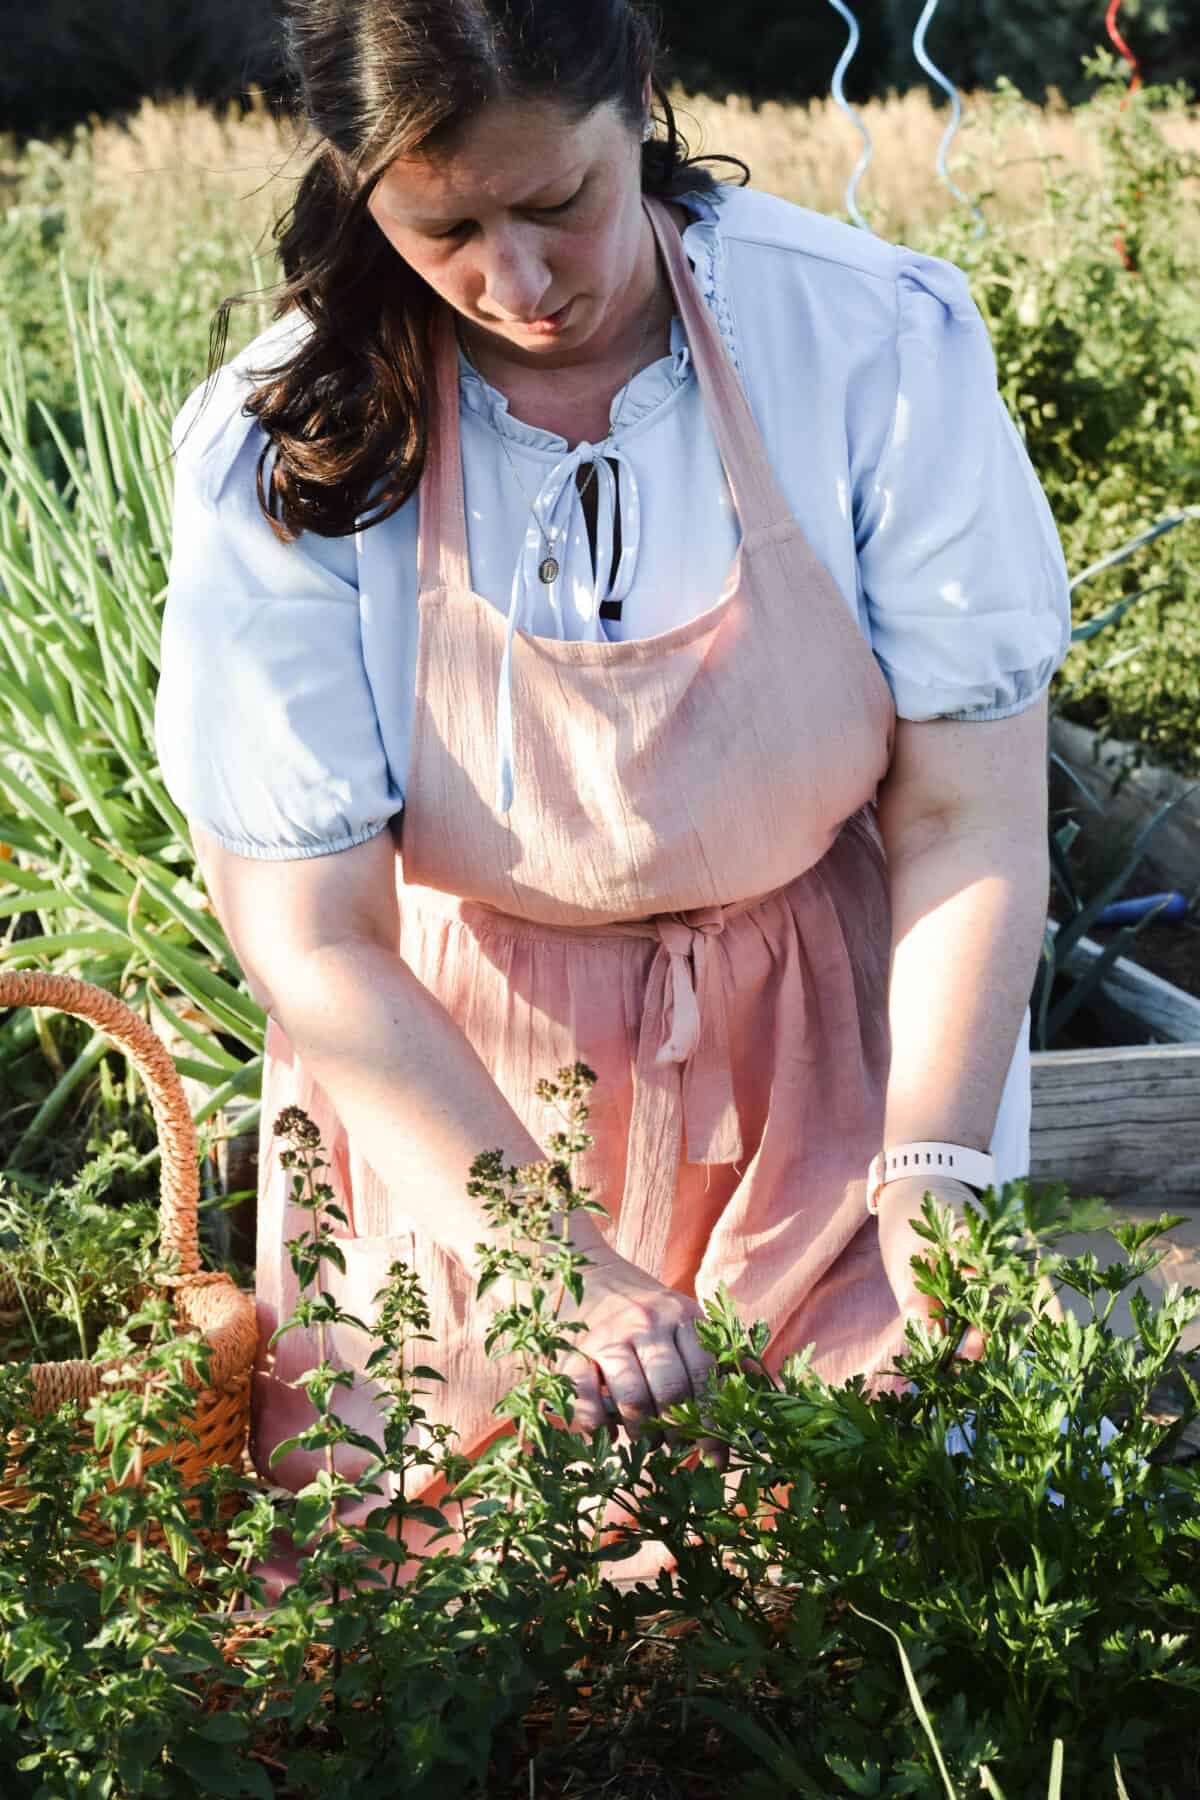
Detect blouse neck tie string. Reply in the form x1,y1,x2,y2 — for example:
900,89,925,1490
494,444,643,814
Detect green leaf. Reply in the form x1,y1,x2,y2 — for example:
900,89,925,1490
170,1730,273,1798
687,1697,826,1796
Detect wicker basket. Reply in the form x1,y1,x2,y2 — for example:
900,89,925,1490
0,970,257,1516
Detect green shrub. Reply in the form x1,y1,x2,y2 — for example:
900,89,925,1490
0,1130,157,1361
924,64,1200,772
1,1066,1198,1796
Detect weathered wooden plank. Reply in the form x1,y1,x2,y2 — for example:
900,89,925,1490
1048,921,1200,1044
1031,1046,1200,1199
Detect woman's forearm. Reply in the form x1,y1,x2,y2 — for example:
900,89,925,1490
880,822,1049,1153
269,937,613,1275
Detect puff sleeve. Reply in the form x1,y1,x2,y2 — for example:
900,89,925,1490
854,251,1072,721
154,370,404,860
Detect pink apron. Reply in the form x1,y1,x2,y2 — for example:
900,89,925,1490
252,197,907,1581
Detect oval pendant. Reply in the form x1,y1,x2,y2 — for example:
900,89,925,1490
538,555,560,586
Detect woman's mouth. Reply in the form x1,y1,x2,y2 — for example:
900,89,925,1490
520,299,573,336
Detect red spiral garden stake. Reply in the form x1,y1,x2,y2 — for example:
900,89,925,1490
1106,0,1142,271
1105,0,1142,101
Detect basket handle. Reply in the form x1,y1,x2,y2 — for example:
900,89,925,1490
0,972,201,1277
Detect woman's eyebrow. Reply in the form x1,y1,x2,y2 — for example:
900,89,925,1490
390,166,586,226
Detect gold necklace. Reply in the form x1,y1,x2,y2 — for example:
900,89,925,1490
463,303,661,587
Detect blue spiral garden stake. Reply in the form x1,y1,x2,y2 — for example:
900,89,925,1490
824,0,874,231
912,0,986,237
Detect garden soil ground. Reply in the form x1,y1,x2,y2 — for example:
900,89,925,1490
1094,915,1200,1002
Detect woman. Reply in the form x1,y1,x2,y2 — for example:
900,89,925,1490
156,0,1072,1586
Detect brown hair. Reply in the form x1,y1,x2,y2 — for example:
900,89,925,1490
191,0,748,546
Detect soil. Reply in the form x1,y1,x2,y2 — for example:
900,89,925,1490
1099,912,1200,1000
1047,893,1200,1004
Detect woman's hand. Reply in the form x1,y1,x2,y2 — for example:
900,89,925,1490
546,1244,730,1471
875,1174,986,1361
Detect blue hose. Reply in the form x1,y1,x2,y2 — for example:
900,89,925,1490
1093,892,1188,928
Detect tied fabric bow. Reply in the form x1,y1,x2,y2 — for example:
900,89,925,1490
610,906,750,1276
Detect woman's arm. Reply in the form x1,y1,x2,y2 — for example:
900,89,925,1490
875,695,1050,1154
192,823,613,1277
871,696,1050,1342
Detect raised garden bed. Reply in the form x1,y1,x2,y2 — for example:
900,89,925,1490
1031,1044,1200,1202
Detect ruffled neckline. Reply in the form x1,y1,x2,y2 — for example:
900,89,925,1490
456,190,725,456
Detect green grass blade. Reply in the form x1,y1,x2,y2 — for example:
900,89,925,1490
1069,580,1165,643
189,1061,263,1128
124,917,265,1050
42,714,127,845
122,853,238,967
9,1032,111,1168
0,761,130,892
1068,507,1199,593
1047,1739,1063,1800
848,1605,958,1800
0,930,132,961
0,889,61,918
147,985,243,1072
59,257,118,527
0,859,59,893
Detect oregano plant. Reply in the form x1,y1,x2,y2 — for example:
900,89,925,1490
1,1065,1199,1796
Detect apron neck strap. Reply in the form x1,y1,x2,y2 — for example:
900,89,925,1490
642,193,791,537
419,307,473,593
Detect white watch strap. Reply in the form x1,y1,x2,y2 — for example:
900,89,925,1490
866,1141,996,1216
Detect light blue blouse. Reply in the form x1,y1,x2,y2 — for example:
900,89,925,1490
154,183,1073,863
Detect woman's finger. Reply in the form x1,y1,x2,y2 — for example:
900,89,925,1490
634,1331,704,1450
670,1318,717,1397
550,1351,607,1435
586,1347,654,1441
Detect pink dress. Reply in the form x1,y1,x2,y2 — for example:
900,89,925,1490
252,197,907,1582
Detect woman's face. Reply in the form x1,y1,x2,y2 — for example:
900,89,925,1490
365,96,651,367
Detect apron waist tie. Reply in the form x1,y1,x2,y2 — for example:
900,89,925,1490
401,874,805,1279
606,903,751,1274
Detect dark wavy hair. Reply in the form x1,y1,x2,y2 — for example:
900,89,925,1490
187,0,748,545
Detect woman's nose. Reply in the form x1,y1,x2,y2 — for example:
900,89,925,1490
478,228,552,321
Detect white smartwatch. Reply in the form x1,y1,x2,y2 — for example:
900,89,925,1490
866,1141,996,1217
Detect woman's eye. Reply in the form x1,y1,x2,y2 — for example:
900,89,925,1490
424,189,579,240
531,191,580,219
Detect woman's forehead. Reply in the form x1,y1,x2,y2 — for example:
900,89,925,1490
369,97,626,219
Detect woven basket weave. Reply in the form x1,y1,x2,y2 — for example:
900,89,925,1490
0,970,257,1515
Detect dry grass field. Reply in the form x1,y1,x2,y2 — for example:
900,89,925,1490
3,82,1197,345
